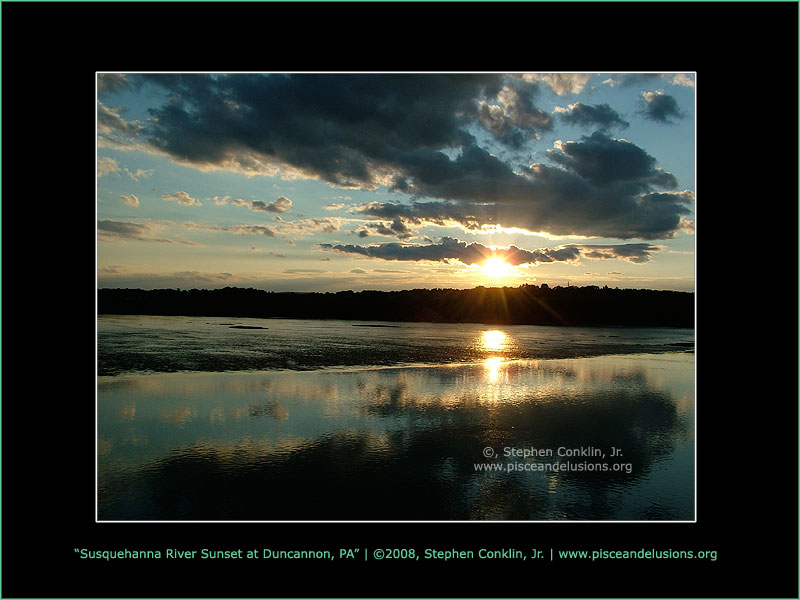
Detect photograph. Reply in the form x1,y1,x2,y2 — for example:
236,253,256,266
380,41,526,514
96,71,696,522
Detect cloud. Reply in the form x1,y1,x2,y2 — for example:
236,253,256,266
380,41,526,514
353,200,496,231
184,216,345,238
120,194,140,207
352,132,693,240
666,73,695,87
273,216,340,236
124,168,153,181
98,219,162,241
98,219,200,245
226,225,276,236
554,103,629,130
107,74,692,240
162,191,202,206
97,102,142,139
184,221,277,236
548,131,676,188
519,73,592,95
97,156,152,182
251,196,293,213
97,73,131,95
318,237,661,266
97,156,119,177
355,217,416,240
133,73,507,185
601,73,663,88
232,196,294,213
476,82,553,147
577,243,660,264
638,90,685,124
602,73,694,89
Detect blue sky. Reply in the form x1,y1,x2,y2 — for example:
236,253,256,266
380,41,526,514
97,72,695,292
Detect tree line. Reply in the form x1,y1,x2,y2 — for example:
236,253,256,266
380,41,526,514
97,284,694,328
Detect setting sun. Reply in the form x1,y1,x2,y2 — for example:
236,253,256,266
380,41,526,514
482,256,512,278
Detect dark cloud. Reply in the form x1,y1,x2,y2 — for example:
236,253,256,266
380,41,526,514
98,219,160,241
98,219,200,245
356,217,416,240
556,103,629,130
318,237,660,266
130,74,548,192
318,237,492,265
353,131,691,240
136,73,505,185
604,73,663,87
354,200,497,230
548,131,676,188
638,90,685,124
578,243,660,264
108,74,691,240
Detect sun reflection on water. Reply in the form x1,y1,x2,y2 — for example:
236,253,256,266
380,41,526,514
481,330,508,352
484,356,504,383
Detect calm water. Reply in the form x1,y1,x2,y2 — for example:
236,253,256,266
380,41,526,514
97,316,694,521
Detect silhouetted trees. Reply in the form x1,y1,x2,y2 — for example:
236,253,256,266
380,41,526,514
97,285,694,328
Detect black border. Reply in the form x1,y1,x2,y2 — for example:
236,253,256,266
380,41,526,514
2,2,798,598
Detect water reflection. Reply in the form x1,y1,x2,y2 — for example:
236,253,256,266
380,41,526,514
484,357,504,383
99,316,694,377
98,354,694,521
481,329,509,352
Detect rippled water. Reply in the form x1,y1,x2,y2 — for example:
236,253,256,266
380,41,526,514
97,315,694,376
97,316,694,521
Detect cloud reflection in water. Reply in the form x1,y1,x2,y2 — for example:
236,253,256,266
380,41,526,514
97,353,694,521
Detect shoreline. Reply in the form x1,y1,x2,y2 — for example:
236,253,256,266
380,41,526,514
97,350,694,381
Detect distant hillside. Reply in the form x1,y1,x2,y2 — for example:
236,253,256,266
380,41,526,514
97,285,694,328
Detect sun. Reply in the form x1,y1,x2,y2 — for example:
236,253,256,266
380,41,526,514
482,256,512,278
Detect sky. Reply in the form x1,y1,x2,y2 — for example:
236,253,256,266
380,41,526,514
97,72,695,292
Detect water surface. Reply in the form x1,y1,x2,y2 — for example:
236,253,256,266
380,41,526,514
97,315,694,376
97,317,694,521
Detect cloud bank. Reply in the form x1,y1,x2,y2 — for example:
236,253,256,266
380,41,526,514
98,73,693,241
319,237,660,266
